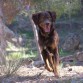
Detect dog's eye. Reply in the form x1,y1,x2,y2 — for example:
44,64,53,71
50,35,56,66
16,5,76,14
39,19,44,23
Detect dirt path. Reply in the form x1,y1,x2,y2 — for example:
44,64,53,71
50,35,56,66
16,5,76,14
0,60,83,83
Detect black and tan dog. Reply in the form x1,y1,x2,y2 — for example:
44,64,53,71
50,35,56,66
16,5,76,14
32,11,59,77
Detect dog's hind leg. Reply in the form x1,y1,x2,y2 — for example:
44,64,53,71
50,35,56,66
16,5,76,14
53,47,60,77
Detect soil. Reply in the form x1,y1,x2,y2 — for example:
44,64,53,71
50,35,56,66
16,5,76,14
0,58,83,83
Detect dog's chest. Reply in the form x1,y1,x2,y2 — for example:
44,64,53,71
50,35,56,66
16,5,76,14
44,37,52,45
39,35,54,47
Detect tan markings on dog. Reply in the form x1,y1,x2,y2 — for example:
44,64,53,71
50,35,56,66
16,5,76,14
45,58,53,72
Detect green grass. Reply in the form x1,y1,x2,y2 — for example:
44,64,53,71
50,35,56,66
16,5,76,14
7,52,22,60
6,29,38,60
22,31,38,58
7,50,37,60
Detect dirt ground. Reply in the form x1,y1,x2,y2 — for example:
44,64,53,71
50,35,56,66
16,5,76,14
0,58,83,83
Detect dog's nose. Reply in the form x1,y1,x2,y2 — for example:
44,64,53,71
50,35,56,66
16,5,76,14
46,23,49,26
44,20,51,25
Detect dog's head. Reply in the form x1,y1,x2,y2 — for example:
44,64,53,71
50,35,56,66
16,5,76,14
32,11,56,33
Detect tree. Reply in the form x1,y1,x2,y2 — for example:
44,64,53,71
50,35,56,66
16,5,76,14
0,0,44,61
0,0,82,61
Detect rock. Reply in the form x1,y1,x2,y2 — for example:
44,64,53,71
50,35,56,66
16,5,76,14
68,68,72,71
61,55,75,62
33,60,44,67
3,25,15,40
75,51,83,61
62,33,80,51
19,34,27,47
71,79,83,83
8,14,32,33
15,15,29,29
21,58,33,66
2,25,20,47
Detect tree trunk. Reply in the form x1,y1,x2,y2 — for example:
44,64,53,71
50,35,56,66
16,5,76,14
0,21,7,65
28,14,43,60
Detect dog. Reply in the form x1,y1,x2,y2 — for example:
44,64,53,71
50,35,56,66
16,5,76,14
32,11,59,77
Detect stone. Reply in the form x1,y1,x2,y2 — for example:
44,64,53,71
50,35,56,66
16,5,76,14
75,51,83,62
62,33,80,51
8,15,32,33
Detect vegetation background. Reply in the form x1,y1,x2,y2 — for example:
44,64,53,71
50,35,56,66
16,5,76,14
12,0,83,58
0,0,83,79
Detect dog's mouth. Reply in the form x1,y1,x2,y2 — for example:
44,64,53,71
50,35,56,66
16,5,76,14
39,20,51,33
44,23,51,33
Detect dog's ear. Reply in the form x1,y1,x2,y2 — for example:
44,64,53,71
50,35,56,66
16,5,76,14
32,13,39,25
47,11,56,22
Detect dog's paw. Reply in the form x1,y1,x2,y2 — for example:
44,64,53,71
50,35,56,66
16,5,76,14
44,65,53,72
